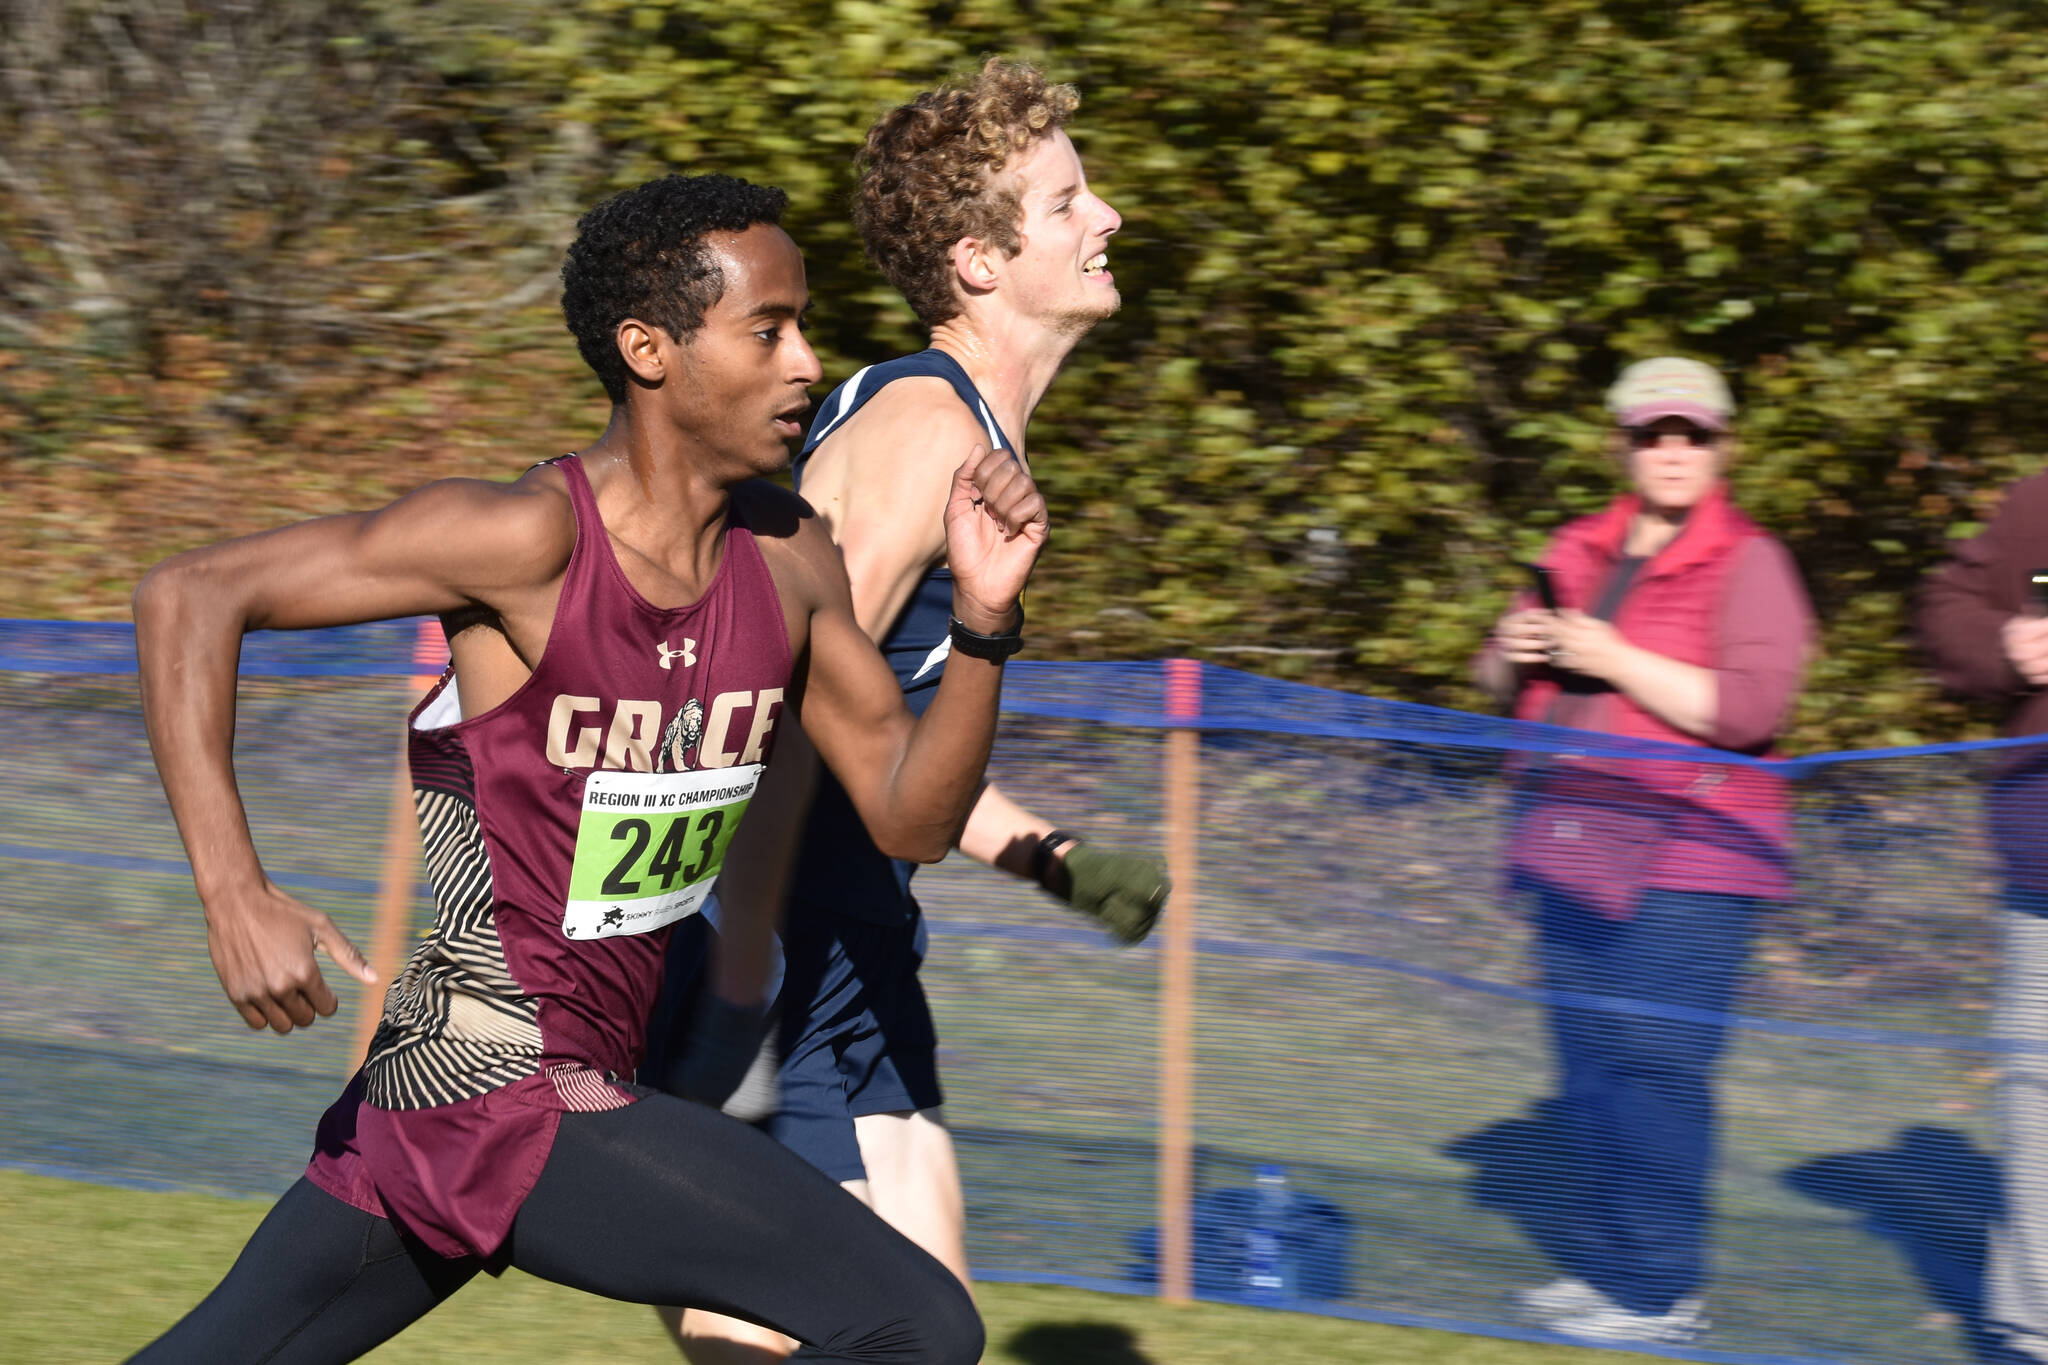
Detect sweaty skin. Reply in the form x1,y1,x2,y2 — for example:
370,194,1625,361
133,223,1047,1036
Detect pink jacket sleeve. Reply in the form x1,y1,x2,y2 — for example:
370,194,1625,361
1711,537,1815,751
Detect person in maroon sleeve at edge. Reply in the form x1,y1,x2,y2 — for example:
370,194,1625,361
1474,357,1815,1346
1918,473,2048,1364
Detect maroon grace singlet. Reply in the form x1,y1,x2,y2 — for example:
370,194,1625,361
306,455,792,1258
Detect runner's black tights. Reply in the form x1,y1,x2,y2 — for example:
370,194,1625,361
126,1094,981,1364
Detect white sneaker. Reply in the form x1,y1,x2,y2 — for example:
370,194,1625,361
1514,1277,1615,1319
1546,1295,1709,1345
1997,1331,2048,1364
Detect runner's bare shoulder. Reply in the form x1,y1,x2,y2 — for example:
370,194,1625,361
814,377,995,473
736,478,855,593
368,462,578,599
732,478,830,572
730,478,842,653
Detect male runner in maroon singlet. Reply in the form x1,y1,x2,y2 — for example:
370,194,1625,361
124,173,1039,1364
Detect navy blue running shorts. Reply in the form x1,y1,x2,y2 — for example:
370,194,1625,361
643,900,945,1184
768,905,945,1183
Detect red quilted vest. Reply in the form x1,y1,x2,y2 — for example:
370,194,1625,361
1509,483,1795,909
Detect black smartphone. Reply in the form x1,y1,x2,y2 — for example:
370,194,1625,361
2032,568,2048,615
1522,562,1560,612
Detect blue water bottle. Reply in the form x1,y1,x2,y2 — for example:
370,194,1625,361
1242,1164,1290,1305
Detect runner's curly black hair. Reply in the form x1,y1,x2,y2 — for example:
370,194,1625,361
560,173,790,403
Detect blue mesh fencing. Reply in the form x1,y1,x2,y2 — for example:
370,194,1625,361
2,618,2044,1364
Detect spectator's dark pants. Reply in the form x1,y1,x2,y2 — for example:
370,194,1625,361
1990,887,2048,1356
1535,886,1759,1315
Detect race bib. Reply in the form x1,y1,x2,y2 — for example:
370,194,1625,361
563,764,762,940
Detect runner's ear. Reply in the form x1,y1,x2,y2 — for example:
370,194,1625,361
616,317,668,386
951,236,999,295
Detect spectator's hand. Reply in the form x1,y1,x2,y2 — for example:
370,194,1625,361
1492,608,1558,666
1549,610,1630,681
2003,615,2048,688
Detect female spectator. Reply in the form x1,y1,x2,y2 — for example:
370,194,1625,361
1473,356,1813,1345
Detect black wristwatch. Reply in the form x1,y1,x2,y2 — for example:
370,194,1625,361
1031,828,1081,892
948,604,1025,662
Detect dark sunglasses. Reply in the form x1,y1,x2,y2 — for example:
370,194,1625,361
1626,424,1723,449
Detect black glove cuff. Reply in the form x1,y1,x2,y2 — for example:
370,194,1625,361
948,605,1026,661
1031,828,1081,895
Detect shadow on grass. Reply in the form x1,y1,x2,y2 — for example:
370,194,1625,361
1451,1106,2017,1360
1003,1321,1154,1364
1784,1125,2008,1362
1441,1099,1602,1285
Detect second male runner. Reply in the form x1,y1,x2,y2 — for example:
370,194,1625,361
659,58,1169,1364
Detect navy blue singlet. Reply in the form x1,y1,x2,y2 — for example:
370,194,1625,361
789,350,1012,925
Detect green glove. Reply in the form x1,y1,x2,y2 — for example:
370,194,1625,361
1047,839,1170,945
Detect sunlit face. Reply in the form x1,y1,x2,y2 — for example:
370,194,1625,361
994,128,1123,333
661,223,822,480
1625,416,1726,515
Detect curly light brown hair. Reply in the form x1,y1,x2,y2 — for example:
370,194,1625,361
854,57,1080,327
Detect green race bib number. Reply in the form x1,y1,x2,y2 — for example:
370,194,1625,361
563,764,762,940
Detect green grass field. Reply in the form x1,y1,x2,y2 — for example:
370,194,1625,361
0,1169,1643,1364
0,689,1998,1364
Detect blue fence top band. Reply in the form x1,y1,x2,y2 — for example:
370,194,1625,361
0,617,427,680
7,617,2045,771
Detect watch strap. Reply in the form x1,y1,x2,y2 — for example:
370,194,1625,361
948,607,1025,662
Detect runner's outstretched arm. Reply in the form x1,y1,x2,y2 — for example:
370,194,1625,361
955,787,1168,944
133,476,573,1033
818,391,1168,943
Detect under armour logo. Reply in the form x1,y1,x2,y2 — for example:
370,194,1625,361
657,639,697,670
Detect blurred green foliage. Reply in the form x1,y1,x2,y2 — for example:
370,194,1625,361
10,0,2048,749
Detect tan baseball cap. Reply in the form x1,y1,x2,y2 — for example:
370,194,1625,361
1606,357,1735,431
